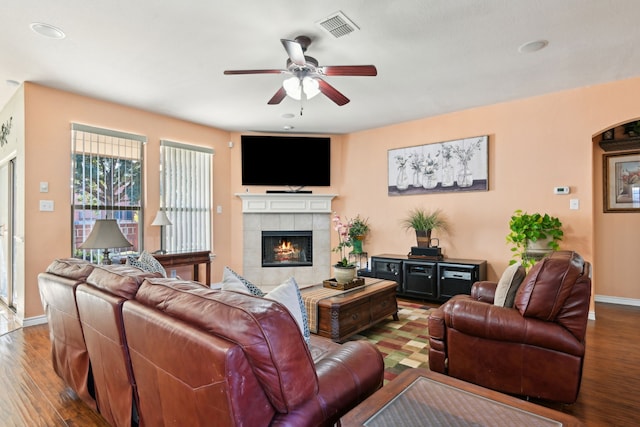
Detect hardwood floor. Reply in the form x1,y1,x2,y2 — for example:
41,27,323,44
1,302,639,426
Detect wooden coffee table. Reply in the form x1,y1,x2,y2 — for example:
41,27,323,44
341,368,584,426
301,278,398,342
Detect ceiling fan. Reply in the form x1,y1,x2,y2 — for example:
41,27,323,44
223,35,377,106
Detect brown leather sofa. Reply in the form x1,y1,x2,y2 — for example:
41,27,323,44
76,265,162,427
37,258,98,410
428,251,592,404
39,259,384,426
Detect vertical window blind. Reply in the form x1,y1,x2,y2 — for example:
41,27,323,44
71,123,145,262
159,140,213,252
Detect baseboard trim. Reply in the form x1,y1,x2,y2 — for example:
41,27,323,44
22,315,47,327
594,295,640,307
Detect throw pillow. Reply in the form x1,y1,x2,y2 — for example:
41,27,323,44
264,277,311,345
494,262,526,307
220,269,310,345
221,266,265,296
126,251,167,277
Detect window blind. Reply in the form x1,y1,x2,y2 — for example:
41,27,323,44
159,140,213,252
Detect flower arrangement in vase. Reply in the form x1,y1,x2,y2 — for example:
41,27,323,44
348,215,370,254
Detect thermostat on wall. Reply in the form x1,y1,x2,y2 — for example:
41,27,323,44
554,186,570,195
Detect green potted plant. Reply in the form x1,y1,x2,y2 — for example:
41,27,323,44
348,215,370,254
506,209,563,269
401,208,449,247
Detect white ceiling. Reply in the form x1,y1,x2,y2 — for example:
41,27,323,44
3,1,640,135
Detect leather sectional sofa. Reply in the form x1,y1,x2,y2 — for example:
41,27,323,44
38,259,384,427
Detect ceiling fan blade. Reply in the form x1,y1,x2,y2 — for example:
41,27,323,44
267,87,287,105
319,65,378,76
280,39,306,66
224,69,284,75
317,79,350,106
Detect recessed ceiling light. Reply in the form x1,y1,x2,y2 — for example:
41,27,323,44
518,39,548,53
283,125,294,131
30,22,66,39
6,80,20,87
281,113,295,119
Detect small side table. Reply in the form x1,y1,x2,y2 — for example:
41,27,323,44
152,250,211,286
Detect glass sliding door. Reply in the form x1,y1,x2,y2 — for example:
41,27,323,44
0,158,15,309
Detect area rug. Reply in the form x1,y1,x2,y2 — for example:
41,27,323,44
349,300,435,383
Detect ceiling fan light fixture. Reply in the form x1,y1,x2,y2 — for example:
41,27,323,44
283,76,320,100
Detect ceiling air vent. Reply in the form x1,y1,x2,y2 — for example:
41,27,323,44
316,11,360,38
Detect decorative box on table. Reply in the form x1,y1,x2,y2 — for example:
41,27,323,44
323,277,365,291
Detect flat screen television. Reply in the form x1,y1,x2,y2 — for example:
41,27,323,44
241,135,331,188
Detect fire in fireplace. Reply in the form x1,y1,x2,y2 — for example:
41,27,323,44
262,231,312,267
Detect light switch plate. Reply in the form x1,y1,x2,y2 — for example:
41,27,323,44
39,181,49,193
570,199,579,210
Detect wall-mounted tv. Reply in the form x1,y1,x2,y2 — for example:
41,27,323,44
241,135,331,188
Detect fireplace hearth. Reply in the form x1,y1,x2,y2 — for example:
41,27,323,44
262,231,312,267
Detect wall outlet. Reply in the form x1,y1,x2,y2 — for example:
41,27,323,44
39,200,54,211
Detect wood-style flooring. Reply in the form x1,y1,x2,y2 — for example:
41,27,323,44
1,302,639,426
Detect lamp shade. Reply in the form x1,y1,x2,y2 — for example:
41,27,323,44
79,219,132,250
151,210,172,226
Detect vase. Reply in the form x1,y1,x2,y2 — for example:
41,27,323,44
457,162,473,187
334,265,357,284
396,166,409,190
415,230,432,248
441,160,454,187
352,236,364,254
412,170,422,187
422,172,437,189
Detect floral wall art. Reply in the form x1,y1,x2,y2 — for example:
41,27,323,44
388,135,489,196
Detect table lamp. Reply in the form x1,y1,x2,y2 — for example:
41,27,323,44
151,210,172,254
79,219,133,264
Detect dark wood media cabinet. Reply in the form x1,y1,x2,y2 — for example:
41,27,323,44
370,254,486,302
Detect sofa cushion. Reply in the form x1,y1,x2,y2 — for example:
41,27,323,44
515,251,584,321
45,258,95,281
135,279,318,413
87,264,162,299
493,262,526,307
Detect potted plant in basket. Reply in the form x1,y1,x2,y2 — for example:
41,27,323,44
401,208,449,248
506,209,563,269
332,213,356,284
348,215,370,254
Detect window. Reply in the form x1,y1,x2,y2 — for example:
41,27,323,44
71,124,145,262
159,140,213,252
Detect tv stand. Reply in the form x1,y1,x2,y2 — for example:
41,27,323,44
266,190,312,194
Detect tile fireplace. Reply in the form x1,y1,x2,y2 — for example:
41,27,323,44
237,193,336,290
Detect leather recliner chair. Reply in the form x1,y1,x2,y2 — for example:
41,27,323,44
428,251,592,404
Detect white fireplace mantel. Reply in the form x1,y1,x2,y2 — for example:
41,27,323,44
236,193,337,213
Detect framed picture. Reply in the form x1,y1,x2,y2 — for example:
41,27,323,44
388,135,489,196
603,151,640,212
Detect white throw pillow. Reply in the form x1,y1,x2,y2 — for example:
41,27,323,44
221,266,265,296
494,262,526,307
264,277,310,345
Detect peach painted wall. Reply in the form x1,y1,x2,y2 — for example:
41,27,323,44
17,76,640,320
23,83,232,318
337,77,640,304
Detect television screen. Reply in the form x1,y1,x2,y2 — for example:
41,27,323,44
241,135,331,187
